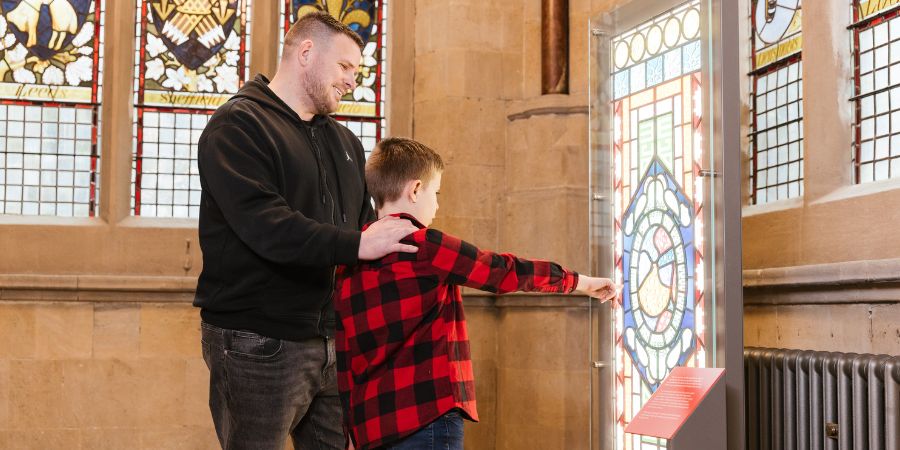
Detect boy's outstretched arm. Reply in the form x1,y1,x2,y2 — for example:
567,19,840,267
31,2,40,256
422,228,617,301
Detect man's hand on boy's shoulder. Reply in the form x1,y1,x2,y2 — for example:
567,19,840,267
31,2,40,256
575,276,620,303
358,216,419,260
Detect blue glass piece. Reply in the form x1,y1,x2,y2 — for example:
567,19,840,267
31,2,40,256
646,56,664,87
682,40,701,73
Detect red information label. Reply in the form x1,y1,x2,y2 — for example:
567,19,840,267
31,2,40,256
624,367,725,439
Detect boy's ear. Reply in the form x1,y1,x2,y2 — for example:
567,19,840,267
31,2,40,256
406,179,423,203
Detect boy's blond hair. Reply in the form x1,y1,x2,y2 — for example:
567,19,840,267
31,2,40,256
366,137,444,209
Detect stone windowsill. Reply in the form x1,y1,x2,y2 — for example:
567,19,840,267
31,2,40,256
0,273,593,308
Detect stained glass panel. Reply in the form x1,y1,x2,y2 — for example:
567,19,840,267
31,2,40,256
858,0,900,21
0,0,103,216
280,0,386,154
852,2,900,182
611,2,706,449
750,0,802,204
132,0,251,218
752,0,801,69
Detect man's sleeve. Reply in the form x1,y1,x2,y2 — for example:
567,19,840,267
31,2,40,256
198,124,360,267
420,228,578,294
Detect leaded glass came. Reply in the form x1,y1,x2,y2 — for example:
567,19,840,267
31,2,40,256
132,0,252,218
0,0,104,217
750,0,803,204
611,2,707,449
852,0,900,183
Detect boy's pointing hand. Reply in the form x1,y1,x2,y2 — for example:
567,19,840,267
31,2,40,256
575,276,620,303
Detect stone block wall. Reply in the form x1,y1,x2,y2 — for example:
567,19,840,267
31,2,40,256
0,299,215,448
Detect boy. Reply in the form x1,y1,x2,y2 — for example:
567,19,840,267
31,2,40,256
334,138,617,450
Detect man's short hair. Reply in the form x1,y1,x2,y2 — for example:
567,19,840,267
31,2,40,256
283,11,364,51
366,138,445,209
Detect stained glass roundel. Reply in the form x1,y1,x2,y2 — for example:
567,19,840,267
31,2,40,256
754,0,799,44
621,161,696,390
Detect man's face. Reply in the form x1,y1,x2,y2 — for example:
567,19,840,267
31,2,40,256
303,34,361,115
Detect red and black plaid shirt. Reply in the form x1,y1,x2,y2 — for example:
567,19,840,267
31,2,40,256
334,213,579,449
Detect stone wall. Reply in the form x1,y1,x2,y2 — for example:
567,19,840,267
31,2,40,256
739,0,900,357
0,294,213,448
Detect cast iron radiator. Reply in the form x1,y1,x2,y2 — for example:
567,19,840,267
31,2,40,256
745,348,900,450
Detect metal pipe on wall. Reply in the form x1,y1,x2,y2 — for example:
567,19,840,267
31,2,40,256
541,0,568,94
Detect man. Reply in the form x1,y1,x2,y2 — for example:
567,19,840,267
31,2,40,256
194,12,417,450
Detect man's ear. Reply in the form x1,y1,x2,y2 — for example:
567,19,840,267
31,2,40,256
406,179,423,203
296,39,314,66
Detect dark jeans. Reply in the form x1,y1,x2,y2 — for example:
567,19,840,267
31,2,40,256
201,322,344,450
380,410,464,450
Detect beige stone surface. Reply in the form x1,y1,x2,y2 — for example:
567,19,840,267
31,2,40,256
506,114,589,192
0,359,8,428
0,429,81,450
495,367,590,450
184,357,214,428
93,304,141,359
745,304,900,355
498,307,590,371
502,188,590,272
63,359,141,428
139,304,201,359
0,304,35,358
743,305,779,348
34,303,93,359
462,301,499,449
7,360,78,428
868,304,900,356
136,358,188,427
465,363,498,449
82,427,137,450
139,426,218,450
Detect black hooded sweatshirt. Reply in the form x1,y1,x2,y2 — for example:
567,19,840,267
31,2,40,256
193,74,375,341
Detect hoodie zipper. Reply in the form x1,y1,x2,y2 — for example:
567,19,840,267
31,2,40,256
317,266,337,337
309,127,338,338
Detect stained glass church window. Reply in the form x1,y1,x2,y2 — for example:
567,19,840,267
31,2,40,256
750,0,803,204
0,0,104,216
852,0,900,182
132,0,252,218
610,2,706,448
280,0,385,156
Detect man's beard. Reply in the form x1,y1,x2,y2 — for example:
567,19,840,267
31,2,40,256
303,70,336,116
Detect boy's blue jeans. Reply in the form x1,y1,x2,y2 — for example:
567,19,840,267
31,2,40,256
380,409,465,450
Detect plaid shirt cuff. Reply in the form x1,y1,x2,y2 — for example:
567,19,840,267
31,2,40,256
565,271,579,293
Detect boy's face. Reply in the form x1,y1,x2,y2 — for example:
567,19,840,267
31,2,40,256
412,171,441,226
